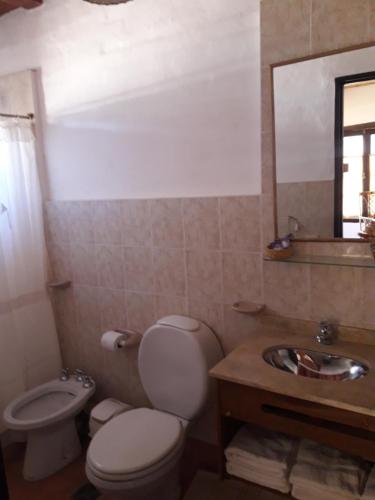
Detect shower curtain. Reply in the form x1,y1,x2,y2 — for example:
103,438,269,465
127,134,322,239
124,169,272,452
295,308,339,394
0,118,61,433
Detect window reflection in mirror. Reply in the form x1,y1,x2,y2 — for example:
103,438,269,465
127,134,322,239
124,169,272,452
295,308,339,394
336,75,375,238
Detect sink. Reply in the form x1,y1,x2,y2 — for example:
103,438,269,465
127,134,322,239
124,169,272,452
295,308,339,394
263,346,369,381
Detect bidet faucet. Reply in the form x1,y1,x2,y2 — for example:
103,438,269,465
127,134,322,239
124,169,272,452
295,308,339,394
73,369,86,382
316,321,335,345
82,375,94,389
60,368,70,381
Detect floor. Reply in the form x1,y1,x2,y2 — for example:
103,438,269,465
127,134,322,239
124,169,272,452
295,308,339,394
184,471,287,500
4,443,90,500
4,444,286,500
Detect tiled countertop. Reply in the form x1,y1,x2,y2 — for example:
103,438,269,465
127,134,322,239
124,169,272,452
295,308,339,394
210,332,375,418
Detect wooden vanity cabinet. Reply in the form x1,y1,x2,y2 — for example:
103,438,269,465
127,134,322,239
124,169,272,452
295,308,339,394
216,379,375,473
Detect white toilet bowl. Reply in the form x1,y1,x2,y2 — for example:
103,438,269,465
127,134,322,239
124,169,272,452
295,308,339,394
3,378,95,480
86,315,224,500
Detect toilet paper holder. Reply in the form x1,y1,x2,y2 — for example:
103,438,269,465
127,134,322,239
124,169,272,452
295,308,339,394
114,329,142,348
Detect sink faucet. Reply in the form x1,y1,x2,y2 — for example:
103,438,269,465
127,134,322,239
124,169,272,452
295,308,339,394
316,321,335,345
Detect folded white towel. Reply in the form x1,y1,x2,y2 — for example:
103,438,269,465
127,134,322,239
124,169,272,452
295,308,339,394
226,461,291,493
292,483,357,500
226,455,287,477
362,465,375,500
225,425,297,472
290,440,364,500
227,456,287,480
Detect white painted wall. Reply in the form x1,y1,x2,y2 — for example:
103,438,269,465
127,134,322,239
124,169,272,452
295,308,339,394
0,0,260,200
274,46,375,184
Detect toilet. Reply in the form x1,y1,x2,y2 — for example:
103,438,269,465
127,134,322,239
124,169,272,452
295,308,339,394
3,377,95,480
85,315,223,500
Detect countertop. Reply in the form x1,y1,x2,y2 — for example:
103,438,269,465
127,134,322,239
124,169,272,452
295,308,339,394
209,332,375,418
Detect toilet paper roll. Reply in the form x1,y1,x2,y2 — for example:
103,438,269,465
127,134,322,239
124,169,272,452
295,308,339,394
100,330,126,352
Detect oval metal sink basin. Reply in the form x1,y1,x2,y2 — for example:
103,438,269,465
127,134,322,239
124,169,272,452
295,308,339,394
263,346,369,381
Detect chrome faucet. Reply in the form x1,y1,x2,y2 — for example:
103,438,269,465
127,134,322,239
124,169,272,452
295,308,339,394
82,375,94,389
73,369,85,382
316,321,335,345
60,368,70,381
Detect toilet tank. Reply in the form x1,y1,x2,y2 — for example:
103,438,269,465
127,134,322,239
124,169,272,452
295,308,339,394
138,315,223,421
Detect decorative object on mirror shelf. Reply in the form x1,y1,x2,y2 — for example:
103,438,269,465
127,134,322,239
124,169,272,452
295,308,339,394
288,215,302,236
359,191,375,238
232,301,265,315
83,0,133,4
265,234,293,260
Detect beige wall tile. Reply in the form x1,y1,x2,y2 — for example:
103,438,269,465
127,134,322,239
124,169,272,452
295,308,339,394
312,0,369,53
264,261,310,319
186,250,223,303
261,132,274,196
183,197,220,250
220,196,261,251
47,242,71,282
74,285,100,338
223,306,265,353
66,201,95,244
125,292,156,333
94,200,122,245
122,200,152,247
98,287,127,332
70,242,97,286
151,199,184,248
261,0,311,65
261,193,276,247
261,66,274,135
311,265,363,326
153,248,186,296
188,300,224,343
370,2,375,41
96,244,124,289
360,269,375,329
154,294,188,318
123,246,154,292
52,287,76,339
222,251,263,305
44,202,69,243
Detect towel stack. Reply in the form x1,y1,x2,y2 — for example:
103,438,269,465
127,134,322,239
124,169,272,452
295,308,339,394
361,466,375,500
290,440,365,500
224,426,296,493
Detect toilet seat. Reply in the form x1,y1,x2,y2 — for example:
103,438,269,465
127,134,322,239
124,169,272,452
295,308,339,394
86,408,184,482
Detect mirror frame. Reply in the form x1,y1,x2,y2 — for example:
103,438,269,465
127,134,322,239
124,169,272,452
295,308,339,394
271,41,375,243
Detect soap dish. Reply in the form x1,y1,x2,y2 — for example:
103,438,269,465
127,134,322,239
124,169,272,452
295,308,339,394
232,301,265,315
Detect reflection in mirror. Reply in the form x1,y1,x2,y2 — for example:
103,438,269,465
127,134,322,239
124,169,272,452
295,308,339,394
337,75,375,239
273,45,375,241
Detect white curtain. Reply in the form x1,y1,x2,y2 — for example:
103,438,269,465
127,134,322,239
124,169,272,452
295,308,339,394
0,118,61,432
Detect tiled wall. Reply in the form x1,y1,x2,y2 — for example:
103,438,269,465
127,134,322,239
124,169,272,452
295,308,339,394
277,180,334,238
260,0,375,334
46,0,375,417
45,196,264,406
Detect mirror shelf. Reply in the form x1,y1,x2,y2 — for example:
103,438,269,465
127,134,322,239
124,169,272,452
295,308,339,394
264,254,375,268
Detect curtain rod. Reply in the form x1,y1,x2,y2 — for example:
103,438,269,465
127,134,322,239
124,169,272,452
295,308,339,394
0,113,34,120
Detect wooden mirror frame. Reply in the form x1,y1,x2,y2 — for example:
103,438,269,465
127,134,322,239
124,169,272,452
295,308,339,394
271,41,375,243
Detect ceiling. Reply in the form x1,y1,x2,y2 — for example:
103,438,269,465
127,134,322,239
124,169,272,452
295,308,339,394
0,0,43,17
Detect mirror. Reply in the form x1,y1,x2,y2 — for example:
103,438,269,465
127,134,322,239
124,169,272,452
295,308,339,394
273,45,375,241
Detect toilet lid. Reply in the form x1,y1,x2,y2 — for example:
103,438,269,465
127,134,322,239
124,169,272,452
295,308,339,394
87,408,183,476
